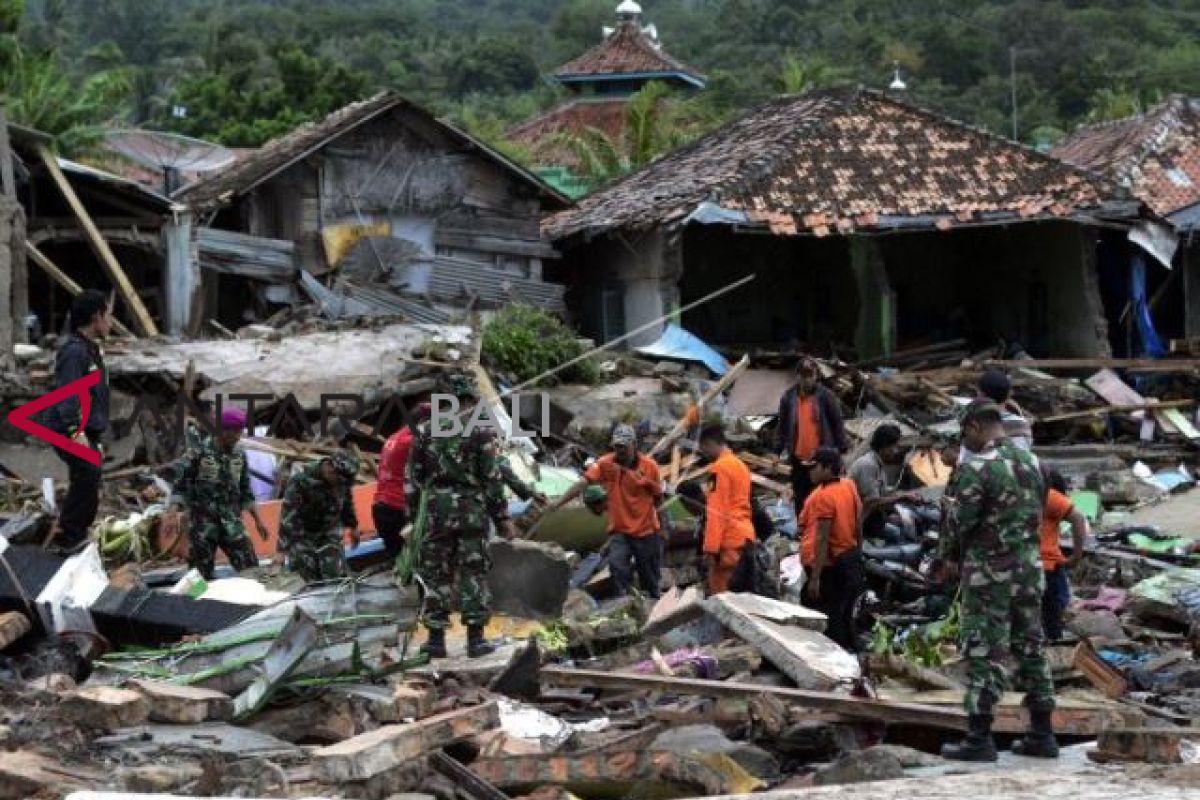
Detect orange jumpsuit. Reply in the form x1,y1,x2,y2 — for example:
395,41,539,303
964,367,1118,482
703,449,756,593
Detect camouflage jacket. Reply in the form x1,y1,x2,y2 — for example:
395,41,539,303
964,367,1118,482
161,437,254,519
941,441,1045,567
409,422,508,521
280,461,357,546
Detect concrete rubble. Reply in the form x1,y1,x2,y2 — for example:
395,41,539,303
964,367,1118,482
5,309,1200,800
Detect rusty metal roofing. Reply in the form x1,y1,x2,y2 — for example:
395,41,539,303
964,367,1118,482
1052,95,1200,217
177,92,571,210
545,88,1135,241
553,21,705,84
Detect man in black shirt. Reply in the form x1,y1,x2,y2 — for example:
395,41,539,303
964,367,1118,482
46,290,113,551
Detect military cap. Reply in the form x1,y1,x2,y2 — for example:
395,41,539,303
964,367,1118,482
327,451,360,480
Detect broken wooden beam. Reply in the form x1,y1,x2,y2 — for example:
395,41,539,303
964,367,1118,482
539,666,969,730
313,701,500,783
1073,640,1128,699
984,358,1200,373
431,751,509,800
129,679,233,724
25,242,135,337
649,355,750,458
37,146,159,336
1039,399,1195,424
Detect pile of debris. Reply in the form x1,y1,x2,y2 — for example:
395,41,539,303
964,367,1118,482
4,319,1200,800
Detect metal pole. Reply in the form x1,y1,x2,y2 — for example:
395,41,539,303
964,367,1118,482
1010,46,1018,141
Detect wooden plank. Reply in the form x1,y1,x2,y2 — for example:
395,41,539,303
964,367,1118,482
1039,399,1194,423
25,243,135,337
1085,368,1182,436
37,146,159,336
539,666,969,730
649,355,750,458
986,358,1200,372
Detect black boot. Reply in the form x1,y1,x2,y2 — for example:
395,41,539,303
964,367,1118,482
420,629,447,659
1012,703,1059,758
467,626,497,658
941,714,998,762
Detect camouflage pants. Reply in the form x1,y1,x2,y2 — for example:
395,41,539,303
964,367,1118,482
959,556,1056,715
417,526,491,631
188,513,258,581
284,531,346,583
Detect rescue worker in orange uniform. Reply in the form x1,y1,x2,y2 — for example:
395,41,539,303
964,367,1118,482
697,424,756,594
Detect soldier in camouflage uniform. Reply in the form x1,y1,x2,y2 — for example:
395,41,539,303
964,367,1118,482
411,374,517,659
161,408,269,580
940,400,1057,761
279,451,360,582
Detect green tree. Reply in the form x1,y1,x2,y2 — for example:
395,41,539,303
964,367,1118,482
1086,87,1143,123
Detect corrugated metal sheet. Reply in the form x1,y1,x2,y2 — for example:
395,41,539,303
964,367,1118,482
198,227,296,281
392,255,566,312
299,270,449,324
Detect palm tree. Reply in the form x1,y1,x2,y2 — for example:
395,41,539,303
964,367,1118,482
1086,87,1143,123
557,80,683,189
1,46,132,155
778,55,845,95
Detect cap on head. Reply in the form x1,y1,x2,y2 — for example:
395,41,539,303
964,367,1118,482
960,398,1003,425
801,446,843,473
327,451,360,480
611,424,637,446
978,369,1012,404
583,485,607,505
220,407,248,431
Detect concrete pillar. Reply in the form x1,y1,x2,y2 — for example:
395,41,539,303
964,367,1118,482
1078,227,1113,357
849,236,893,359
0,196,25,368
617,228,672,347
163,210,198,336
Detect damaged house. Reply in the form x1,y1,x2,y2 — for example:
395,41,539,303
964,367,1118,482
1053,95,1200,347
3,121,187,343
545,88,1155,359
175,92,572,333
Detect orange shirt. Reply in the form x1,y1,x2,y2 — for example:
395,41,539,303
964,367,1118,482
800,478,862,567
702,449,756,555
1040,489,1074,572
585,452,663,538
793,395,821,460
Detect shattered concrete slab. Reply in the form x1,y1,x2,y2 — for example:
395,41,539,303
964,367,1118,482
95,722,302,759
487,539,570,619
644,585,706,638
703,593,857,690
652,724,781,782
0,750,96,797
107,323,473,410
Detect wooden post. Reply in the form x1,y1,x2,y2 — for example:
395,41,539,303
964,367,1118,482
37,146,159,336
0,108,15,199
648,355,750,458
25,243,135,338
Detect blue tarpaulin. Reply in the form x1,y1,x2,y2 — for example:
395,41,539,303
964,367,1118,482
1131,254,1167,358
635,324,729,376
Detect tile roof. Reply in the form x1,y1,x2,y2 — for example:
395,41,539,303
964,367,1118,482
178,92,570,210
506,98,629,168
553,21,704,84
1051,95,1200,216
545,88,1134,241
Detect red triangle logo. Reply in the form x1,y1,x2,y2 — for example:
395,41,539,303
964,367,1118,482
6,371,103,466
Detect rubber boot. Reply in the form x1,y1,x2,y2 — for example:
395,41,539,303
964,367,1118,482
1012,703,1060,758
420,628,447,660
940,714,998,762
467,625,497,658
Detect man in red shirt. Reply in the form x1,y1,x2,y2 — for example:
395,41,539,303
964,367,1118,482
799,447,864,651
372,403,427,560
